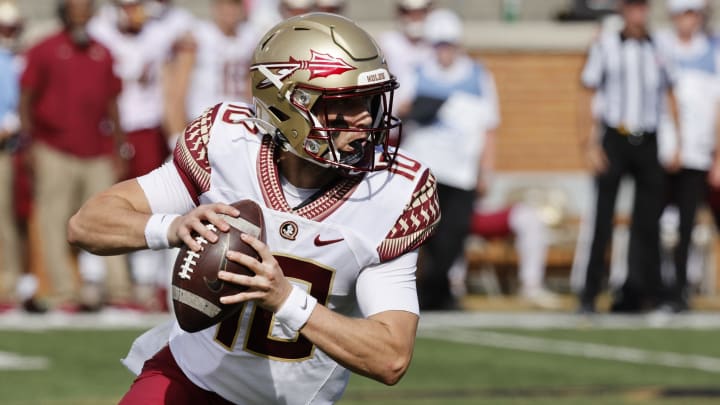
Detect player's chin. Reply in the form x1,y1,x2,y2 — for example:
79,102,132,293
337,139,370,165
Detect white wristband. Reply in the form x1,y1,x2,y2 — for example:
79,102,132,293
144,213,181,250
274,285,317,332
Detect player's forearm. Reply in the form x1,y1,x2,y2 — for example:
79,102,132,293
300,306,417,385
67,180,152,255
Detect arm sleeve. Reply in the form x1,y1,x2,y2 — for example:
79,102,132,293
581,41,604,89
137,160,197,214
356,250,419,317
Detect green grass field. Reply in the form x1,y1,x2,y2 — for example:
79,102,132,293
1,313,719,404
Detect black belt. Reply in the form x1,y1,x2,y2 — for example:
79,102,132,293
604,123,656,145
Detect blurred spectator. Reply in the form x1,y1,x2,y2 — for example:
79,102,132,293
315,0,345,14
144,0,195,149
88,0,193,311
402,8,498,310
656,0,719,312
0,0,29,312
377,0,433,119
469,203,562,309
19,0,131,311
182,0,258,122
574,0,677,314
243,0,311,42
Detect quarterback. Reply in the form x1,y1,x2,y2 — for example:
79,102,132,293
68,13,440,404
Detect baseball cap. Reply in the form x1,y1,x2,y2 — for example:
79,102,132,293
667,0,706,14
424,8,462,44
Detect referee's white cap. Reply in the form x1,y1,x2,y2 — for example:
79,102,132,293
667,0,706,14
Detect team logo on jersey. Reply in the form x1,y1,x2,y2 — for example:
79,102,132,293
252,50,357,89
280,221,299,241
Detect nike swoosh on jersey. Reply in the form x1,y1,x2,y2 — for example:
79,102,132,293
313,235,344,246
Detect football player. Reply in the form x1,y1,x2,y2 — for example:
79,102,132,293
85,0,195,311
69,12,439,404
183,0,259,122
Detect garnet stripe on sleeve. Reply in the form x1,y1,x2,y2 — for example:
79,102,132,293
173,104,220,204
377,169,441,262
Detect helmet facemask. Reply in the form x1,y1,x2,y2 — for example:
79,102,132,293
291,82,401,173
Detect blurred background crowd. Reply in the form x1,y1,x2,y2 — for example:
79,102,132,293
2,0,720,317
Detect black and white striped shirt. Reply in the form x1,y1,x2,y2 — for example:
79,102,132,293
582,30,674,133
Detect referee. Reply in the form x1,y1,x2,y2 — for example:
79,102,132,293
576,0,680,313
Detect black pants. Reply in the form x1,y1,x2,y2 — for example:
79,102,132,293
417,183,475,310
580,126,664,310
664,168,708,303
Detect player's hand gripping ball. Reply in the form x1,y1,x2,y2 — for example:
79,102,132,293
172,200,265,332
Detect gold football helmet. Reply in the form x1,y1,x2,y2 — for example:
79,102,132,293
250,12,401,172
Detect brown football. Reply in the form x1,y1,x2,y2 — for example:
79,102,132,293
171,199,265,333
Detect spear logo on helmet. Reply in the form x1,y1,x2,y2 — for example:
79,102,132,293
253,50,357,89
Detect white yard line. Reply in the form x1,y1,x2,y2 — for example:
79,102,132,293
419,311,720,330
1,310,720,331
419,328,720,373
0,310,170,331
0,351,49,371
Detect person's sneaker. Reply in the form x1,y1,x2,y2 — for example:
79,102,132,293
519,287,562,310
656,298,690,314
22,298,47,314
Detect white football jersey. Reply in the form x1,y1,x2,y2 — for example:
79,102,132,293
88,5,193,132
140,102,439,404
186,20,259,120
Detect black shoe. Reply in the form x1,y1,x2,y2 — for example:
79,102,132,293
658,298,690,314
610,299,643,313
22,298,47,314
577,302,596,315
